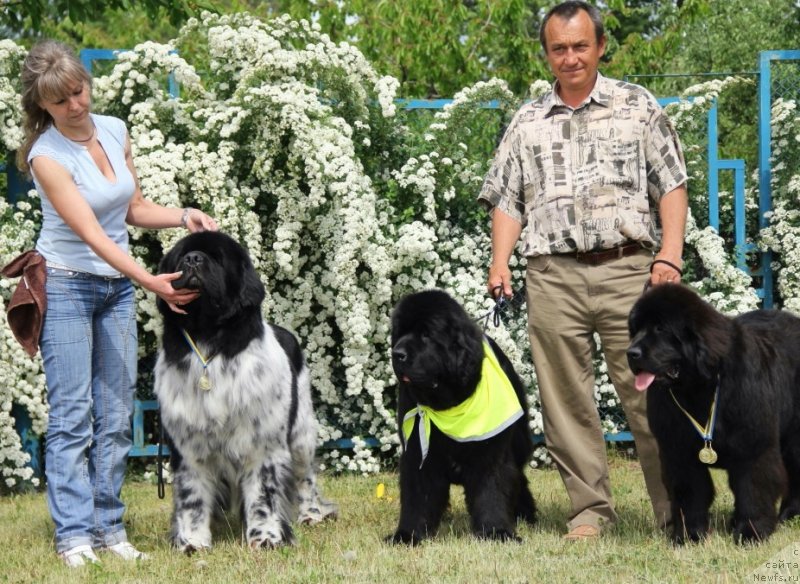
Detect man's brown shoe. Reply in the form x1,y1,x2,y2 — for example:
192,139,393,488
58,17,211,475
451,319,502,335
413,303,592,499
563,524,600,541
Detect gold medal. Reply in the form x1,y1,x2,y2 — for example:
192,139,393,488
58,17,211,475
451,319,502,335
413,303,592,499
671,385,721,467
698,444,717,465
199,372,212,391
181,329,216,392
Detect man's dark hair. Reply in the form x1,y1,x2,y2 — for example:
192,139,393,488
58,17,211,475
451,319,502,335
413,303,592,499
539,1,605,53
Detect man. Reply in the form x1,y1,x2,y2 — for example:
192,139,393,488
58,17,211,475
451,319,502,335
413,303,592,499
479,1,688,541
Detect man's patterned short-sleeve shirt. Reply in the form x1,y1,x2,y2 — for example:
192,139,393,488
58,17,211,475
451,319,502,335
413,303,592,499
479,74,687,257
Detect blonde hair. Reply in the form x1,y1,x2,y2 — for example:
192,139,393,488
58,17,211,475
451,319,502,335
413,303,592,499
16,40,92,175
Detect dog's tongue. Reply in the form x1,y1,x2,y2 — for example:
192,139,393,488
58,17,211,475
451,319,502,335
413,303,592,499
634,372,656,392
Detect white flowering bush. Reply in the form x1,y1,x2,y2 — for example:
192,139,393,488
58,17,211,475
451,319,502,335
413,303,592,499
0,17,786,487
0,40,25,154
0,195,44,491
760,98,800,314
661,78,761,314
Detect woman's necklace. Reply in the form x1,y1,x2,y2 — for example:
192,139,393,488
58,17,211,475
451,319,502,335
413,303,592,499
62,121,96,143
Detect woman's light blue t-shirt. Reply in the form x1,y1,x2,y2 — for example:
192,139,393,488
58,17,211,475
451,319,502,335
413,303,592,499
30,113,135,277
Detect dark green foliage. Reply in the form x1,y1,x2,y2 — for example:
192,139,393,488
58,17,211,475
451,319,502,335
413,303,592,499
1,0,216,33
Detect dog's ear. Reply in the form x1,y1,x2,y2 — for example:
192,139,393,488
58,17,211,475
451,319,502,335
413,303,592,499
222,252,265,319
685,329,713,379
686,301,732,380
452,318,483,384
684,322,726,381
238,256,266,308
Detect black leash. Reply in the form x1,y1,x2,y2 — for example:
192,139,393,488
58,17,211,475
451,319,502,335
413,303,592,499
476,284,527,330
642,260,684,294
157,411,166,500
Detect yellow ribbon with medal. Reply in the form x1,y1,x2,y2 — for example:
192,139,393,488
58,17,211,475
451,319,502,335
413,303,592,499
181,329,216,391
669,380,720,465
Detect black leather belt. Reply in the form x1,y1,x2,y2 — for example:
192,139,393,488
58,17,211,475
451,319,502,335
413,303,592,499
574,242,643,266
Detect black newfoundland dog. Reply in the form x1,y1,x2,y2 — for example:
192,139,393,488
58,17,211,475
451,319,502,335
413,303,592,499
154,231,336,552
388,289,536,544
627,283,800,544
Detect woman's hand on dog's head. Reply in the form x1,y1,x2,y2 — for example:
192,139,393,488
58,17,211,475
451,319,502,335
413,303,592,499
184,209,219,233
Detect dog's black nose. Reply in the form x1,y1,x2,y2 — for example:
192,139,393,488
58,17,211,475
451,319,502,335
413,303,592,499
626,346,642,361
181,251,205,267
392,347,408,363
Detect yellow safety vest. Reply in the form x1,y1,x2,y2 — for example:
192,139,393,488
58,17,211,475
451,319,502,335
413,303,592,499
401,340,524,467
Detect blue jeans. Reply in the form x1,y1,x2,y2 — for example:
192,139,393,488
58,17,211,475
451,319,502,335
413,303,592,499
40,267,137,552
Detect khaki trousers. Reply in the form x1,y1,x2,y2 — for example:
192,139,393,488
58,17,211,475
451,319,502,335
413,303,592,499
526,250,671,531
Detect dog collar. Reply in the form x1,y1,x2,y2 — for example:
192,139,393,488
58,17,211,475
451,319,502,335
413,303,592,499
401,340,524,468
181,329,217,391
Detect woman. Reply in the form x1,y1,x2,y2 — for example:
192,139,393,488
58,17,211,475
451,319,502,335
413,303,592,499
17,40,217,567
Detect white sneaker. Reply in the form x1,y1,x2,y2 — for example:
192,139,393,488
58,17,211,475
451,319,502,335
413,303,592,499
60,545,101,568
105,541,149,561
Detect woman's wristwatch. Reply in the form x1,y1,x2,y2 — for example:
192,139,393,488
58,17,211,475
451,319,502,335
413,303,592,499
180,207,193,228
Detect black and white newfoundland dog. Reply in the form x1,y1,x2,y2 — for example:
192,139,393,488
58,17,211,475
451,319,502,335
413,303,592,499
388,289,536,544
627,283,800,544
154,231,336,553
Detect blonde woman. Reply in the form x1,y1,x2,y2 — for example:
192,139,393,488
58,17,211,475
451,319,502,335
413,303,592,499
17,40,217,567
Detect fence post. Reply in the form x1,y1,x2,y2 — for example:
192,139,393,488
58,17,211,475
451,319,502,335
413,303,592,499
757,50,800,308
11,404,42,480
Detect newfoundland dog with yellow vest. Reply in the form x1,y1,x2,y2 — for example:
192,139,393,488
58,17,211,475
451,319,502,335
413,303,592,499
388,289,536,544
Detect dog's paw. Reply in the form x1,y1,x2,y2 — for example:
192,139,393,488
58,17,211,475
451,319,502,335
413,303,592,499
477,528,522,543
249,538,282,550
515,507,537,525
298,499,338,525
733,519,773,545
173,536,212,556
386,530,424,546
180,543,209,556
670,527,705,546
248,526,295,549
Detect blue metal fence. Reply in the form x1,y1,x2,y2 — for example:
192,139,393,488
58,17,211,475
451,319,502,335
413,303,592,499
5,49,791,465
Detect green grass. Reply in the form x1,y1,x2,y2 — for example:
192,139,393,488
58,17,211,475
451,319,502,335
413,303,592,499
1,452,798,583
